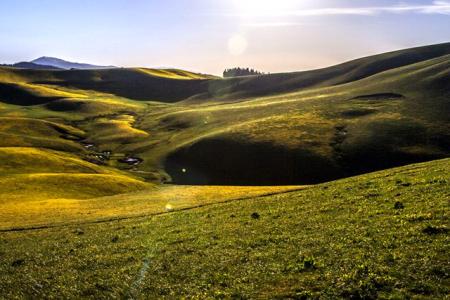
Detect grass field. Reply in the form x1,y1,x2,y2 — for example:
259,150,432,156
0,43,448,298
0,184,302,231
0,159,448,298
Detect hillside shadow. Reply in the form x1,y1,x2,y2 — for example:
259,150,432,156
165,119,449,186
33,69,209,102
0,83,64,106
165,138,343,185
339,120,447,175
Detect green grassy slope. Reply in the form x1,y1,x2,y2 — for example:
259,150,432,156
0,146,152,203
0,67,216,102
122,54,450,185
0,147,106,174
0,159,448,298
1,43,448,103
204,42,450,99
0,173,149,201
0,185,301,230
0,44,447,186
0,43,448,298
0,117,87,152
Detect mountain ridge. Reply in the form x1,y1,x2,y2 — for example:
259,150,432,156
31,56,116,70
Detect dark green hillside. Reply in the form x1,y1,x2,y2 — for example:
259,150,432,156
0,67,216,102
165,137,342,185
33,68,213,102
153,54,450,185
0,82,65,105
204,42,450,99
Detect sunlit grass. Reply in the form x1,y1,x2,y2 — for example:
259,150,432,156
0,117,85,152
85,114,149,145
16,82,85,98
0,159,448,298
0,184,302,230
137,68,215,80
0,147,106,174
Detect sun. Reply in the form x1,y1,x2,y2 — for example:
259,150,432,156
232,0,298,16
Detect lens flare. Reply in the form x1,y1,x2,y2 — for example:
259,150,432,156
165,204,173,212
228,34,248,56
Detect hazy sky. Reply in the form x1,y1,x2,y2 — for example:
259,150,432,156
0,0,449,75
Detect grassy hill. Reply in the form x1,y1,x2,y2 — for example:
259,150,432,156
1,42,448,103
0,159,448,298
0,42,448,298
0,66,217,102
124,52,450,185
204,42,450,99
0,43,448,186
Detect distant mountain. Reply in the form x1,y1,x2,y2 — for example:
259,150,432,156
12,62,62,70
0,62,62,70
31,56,115,70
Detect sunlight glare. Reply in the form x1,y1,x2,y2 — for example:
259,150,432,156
232,0,298,16
228,34,248,56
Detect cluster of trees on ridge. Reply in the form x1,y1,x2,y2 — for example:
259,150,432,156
223,67,265,78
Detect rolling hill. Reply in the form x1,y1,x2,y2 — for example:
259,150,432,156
0,158,448,298
158,53,450,185
3,43,450,102
0,42,448,298
204,42,450,99
0,43,448,186
1,42,448,102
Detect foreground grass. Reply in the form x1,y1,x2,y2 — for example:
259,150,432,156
0,185,301,230
0,159,448,298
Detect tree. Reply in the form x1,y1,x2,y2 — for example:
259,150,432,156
223,67,264,78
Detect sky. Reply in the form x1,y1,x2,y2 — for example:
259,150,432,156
0,0,449,75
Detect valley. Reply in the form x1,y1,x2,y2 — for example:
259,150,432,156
0,43,448,298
